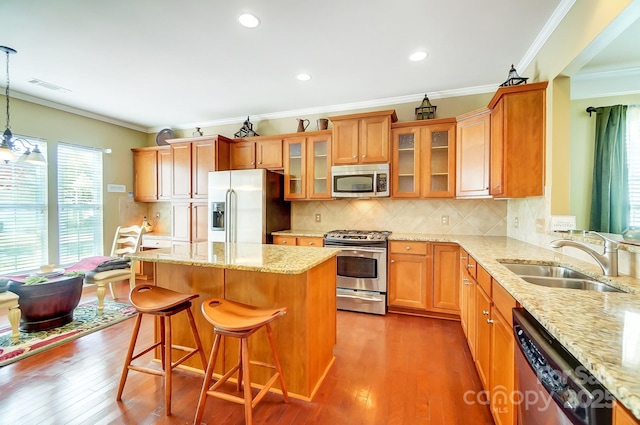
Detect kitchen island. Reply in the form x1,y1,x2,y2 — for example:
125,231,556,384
127,241,340,400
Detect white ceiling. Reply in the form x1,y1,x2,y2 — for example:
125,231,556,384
1,0,574,132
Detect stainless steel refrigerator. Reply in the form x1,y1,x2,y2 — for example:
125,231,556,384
208,169,291,244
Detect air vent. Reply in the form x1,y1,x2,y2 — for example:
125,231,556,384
28,78,71,93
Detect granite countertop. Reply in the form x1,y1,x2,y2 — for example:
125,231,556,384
127,241,340,275
231,230,640,416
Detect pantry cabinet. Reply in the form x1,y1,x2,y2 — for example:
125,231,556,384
230,137,283,170
391,119,456,198
488,81,547,198
329,110,397,165
283,132,332,200
456,108,491,198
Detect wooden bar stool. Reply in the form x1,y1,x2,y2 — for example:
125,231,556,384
194,298,289,425
116,284,207,416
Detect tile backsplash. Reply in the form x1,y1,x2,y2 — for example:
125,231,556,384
292,198,507,235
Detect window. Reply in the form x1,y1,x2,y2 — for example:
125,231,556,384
627,105,640,226
57,143,103,265
0,137,48,274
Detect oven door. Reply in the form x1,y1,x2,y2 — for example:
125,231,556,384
335,247,386,292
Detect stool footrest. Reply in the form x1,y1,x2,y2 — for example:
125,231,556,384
128,365,165,377
171,346,202,369
207,390,246,405
251,373,281,408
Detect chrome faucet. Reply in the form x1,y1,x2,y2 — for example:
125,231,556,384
550,232,618,276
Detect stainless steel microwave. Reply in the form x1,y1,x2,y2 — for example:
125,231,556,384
331,163,390,198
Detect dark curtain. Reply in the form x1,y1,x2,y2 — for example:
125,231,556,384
589,105,629,233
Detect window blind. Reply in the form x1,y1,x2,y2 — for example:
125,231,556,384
0,138,48,274
627,105,640,227
57,143,103,265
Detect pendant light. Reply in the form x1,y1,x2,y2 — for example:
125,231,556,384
0,46,46,165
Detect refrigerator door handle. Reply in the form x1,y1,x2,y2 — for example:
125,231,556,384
229,188,237,243
225,189,232,243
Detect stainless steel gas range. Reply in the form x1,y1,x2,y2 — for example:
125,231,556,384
324,229,391,315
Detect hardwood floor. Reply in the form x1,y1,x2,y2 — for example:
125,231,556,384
0,281,494,424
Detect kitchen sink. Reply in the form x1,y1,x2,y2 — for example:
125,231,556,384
500,262,624,293
518,276,623,292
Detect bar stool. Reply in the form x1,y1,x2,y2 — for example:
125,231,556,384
194,298,289,425
116,284,207,416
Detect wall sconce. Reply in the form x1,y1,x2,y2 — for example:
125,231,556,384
0,46,46,165
415,94,437,120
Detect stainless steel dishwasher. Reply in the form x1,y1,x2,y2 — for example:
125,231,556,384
513,308,613,425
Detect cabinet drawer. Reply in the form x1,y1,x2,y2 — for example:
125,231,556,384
141,238,172,249
477,264,491,296
273,235,296,246
389,241,428,255
297,237,323,247
491,279,517,327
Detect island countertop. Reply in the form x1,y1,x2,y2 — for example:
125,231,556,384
127,241,340,274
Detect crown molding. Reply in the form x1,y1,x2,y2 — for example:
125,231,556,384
571,67,640,99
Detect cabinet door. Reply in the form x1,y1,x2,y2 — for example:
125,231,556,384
476,285,492,390
133,149,158,201
467,274,477,360
191,202,209,242
192,139,215,199
171,203,191,242
307,135,332,199
490,101,505,196
456,109,491,198
431,243,460,313
256,138,283,169
230,141,256,169
614,401,640,425
459,249,470,335
332,119,359,165
284,138,306,199
391,127,420,198
158,148,172,200
490,308,515,425
171,143,192,199
359,114,390,163
422,123,456,198
388,252,429,310
273,235,297,246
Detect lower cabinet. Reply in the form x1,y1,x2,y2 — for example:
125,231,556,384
459,249,477,359
388,241,460,317
614,401,640,425
272,235,323,247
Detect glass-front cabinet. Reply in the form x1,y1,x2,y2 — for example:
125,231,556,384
391,119,456,198
284,132,332,200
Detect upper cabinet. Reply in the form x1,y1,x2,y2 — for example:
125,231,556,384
132,146,173,202
329,110,397,165
456,108,491,198
488,81,547,198
167,135,232,200
391,119,456,198
283,131,332,200
230,137,283,170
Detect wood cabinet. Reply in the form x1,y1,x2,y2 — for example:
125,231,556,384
329,110,397,165
272,235,324,247
456,108,491,198
170,142,192,199
614,401,640,425
488,81,548,198
132,148,160,201
230,137,283,170
157,148,172,200
459,249,477,359
431,243,460,313
171,202,209,243
475,282,492,390
391,119,456,198
388,241,430,311
283,132,332,200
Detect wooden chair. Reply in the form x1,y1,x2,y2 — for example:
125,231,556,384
84,225,143,313
194,298,289,425
117,285,207,416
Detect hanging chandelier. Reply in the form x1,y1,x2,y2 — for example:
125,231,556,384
0,46,46,164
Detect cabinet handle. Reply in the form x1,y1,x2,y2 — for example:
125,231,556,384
460,256,468,261
482,310,489,315
308,242,313,245
282,241,287,244
390,260,395,263
463,278,470,285
467,264,474,269
352,155,357,158
258,161,262,165
362,154,366,158
405,246,411,250
487,319,494,324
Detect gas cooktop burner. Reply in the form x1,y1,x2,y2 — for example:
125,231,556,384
324,229,392,241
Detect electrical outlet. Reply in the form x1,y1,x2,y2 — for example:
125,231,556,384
441,215,449,225
315,213,321,223
514,217,519,228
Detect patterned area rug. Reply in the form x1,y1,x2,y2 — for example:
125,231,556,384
0,301,136,367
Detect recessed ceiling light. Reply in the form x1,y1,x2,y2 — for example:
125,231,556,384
238,13,260,28
409,51,428,62
296,73,312,81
